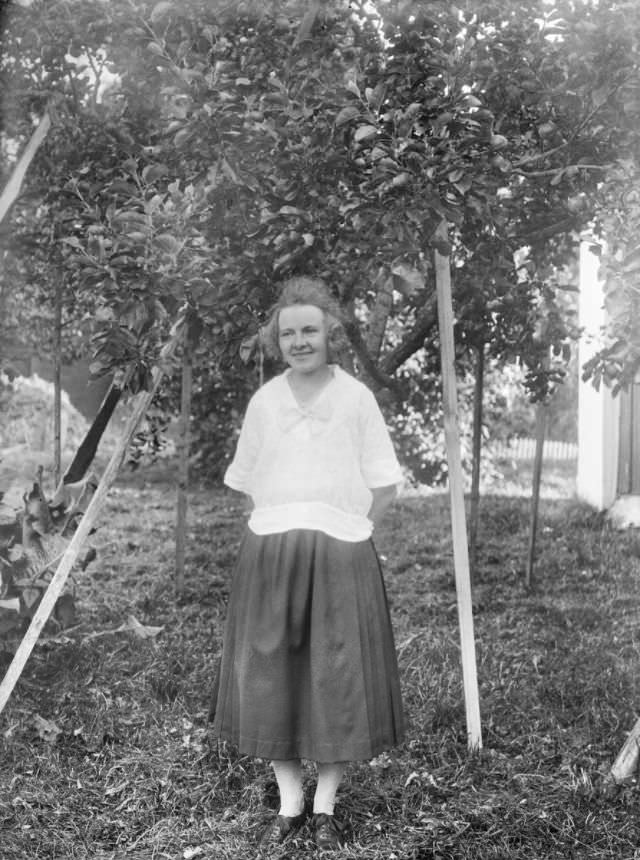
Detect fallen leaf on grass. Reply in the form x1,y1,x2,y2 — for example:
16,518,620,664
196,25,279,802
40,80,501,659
33,714,62,744
116,614,164,639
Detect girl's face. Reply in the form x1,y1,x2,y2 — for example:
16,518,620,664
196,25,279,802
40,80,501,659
278,304,329,374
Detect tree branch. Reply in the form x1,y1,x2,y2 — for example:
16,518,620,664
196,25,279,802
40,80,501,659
379,292,438,376
513,90,621,170
343,319,403,398
514,217,577,245
515,163,611,178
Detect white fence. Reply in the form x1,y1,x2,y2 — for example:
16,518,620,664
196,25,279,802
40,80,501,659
492,438,578,461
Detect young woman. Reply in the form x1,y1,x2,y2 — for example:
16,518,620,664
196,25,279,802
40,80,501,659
212,276,404,852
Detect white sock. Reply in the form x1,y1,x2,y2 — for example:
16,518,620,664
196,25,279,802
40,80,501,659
313,762,347,815
271,759,305,817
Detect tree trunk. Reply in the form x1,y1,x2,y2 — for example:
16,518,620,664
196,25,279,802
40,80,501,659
53,278,63,487
175,342,192,596
469,342,485,581
526,397,547,590
365,269,394,360
380,292,438,376
0,313,186,716
433,220,483,751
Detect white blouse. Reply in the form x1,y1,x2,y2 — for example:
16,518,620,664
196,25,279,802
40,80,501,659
224,366,404,542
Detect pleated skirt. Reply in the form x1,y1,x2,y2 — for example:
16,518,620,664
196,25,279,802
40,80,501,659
211,528,404,762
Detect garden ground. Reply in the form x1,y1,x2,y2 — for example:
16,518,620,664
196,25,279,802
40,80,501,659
1,459,640,859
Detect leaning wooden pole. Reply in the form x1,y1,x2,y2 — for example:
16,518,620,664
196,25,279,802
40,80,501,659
608,718,640,784
175,341,192,595
53,277,63,487
525,399,547,589
0,111,52,225
433,220,482,751
0,314,185,717
469,341,485,581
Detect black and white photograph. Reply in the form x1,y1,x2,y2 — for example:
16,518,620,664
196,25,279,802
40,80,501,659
1,1,639,857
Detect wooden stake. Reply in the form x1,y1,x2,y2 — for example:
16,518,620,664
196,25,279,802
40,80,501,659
526,396,548,590
0,112,52,225
469,342,485,581
0,315,185,717
434,220,483,751
175,341,192,595
53,277,63,487
609,716,640,784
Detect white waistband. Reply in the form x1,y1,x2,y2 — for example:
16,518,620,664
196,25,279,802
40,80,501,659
248,502,373,543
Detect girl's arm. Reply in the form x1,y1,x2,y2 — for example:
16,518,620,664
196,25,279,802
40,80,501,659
368,484,397,527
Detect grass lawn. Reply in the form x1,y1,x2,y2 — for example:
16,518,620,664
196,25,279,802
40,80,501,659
1,461,640,859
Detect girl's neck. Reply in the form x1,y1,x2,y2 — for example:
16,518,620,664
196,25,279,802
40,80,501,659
287,365,334,402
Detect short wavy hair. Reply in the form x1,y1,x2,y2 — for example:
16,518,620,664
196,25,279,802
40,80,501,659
260,276,350,363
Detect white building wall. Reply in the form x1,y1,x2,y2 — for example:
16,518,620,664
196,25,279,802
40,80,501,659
577,240,620,510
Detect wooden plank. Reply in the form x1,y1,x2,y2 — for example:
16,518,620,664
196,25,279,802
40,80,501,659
526,400,547,590
0,112,51,226
0,315,185,717
54,278,63,486
609,715,640,784
433,220,483,751
469,342,485,581
617,385,632,495
631,382,640,494
175,342,192,595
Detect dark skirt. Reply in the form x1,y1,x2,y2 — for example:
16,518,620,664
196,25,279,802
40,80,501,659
211,528,404,762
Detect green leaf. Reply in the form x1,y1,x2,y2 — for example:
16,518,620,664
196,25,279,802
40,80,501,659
22,587,40,609
61,236,82,249
278,206,306,217
345,79,360,98
391,172,411,188
335,105,360,127
150,2,172,23
155,234,182,254
391,263,424,297
354,125,377,143
174,128,191,147
142,163,168,183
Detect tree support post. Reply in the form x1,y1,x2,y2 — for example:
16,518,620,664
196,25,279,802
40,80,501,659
175,340,192,595
53,276,63,486
434,220,483,751
0,313,185,718
526,398,547,589
0,111,51,225
469,341,485,581
609,718,640,784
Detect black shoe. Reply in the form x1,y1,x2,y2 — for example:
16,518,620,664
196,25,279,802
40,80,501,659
312,813,345,851
258,810,307,853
